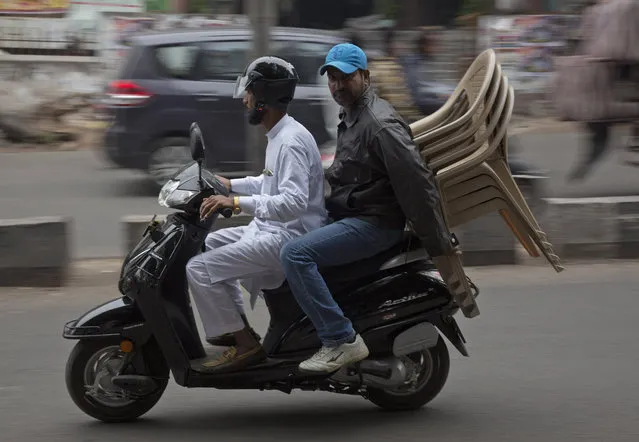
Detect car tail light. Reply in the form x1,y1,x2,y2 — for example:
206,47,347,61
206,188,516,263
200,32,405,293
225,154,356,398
106,80,152,107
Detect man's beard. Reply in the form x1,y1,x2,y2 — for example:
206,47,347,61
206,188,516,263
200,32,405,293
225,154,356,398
248,107,264,125
332,88,363,108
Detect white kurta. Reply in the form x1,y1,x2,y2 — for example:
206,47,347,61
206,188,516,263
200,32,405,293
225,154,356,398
186,114,327,338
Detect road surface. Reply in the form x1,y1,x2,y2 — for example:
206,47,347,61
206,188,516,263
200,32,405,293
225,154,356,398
0,129,638,258
0,263,637,442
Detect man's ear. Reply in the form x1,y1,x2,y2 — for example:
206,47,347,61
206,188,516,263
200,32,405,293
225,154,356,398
362,69,371,86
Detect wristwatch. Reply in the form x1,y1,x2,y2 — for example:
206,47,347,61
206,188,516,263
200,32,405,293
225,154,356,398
232,196,241,215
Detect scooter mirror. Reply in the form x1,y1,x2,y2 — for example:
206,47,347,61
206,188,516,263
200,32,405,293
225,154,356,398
189,122,206,163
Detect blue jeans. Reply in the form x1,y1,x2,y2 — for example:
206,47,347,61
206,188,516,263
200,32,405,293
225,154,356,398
280,218,404,347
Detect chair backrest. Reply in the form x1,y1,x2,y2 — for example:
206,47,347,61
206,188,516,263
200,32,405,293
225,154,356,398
417,63,504,163
436,85,514,183
427,73,509,173
410,49,497,141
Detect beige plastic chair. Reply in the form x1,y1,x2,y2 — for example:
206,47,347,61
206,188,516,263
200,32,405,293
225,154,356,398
428,73,509,173
434,87,564,272
435,86,535,237
406,50,499,319
433,83,546,259
417,63,504,164
409,50,566,319
437,85,513,182
438,86,543,234
410,49,497,145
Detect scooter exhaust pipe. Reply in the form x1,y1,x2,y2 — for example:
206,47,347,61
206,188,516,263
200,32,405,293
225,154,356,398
330,357,408,389
359,358,408,389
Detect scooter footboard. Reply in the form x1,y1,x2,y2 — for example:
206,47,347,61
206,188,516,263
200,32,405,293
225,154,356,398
63,297,148,341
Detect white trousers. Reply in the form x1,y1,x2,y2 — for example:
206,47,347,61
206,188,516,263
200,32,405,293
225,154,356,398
186,225,287,339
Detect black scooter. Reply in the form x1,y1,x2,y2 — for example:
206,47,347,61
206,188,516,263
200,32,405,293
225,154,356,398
63,123,479,423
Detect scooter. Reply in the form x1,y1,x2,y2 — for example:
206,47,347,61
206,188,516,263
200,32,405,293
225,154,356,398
63,123,479,423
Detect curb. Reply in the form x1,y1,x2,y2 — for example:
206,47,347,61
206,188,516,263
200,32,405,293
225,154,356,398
1,197,639,287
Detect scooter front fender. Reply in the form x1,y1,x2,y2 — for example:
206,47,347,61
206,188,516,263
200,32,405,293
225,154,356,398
62,296,147,340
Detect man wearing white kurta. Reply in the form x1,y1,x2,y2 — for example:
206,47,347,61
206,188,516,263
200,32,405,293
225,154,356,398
186,56,327,372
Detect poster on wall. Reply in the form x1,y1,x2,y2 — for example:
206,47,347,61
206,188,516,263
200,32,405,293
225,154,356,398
477,15,581,93
0,0,69,14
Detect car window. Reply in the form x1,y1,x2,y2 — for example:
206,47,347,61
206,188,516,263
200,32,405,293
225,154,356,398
198,40,251,82
154,44,200,80
272,41,335,85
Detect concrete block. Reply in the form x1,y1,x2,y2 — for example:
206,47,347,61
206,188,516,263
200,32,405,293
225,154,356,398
453,212,517,266
545,198,620,260
121,214,253,256
618,215,639,259
0,216,71,286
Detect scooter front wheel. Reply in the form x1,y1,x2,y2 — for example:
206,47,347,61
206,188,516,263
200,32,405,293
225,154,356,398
65,337,169,423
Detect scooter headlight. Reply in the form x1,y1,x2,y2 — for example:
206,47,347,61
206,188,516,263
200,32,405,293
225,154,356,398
158,179,196,208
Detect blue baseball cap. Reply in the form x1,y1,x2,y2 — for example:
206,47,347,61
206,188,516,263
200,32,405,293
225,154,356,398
319,43,367,76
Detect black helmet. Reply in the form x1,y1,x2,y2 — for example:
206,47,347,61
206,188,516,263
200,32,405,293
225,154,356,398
233,56,299,112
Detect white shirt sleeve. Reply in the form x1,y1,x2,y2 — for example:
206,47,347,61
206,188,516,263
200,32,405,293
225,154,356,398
229,175,264,195
238,142,310,221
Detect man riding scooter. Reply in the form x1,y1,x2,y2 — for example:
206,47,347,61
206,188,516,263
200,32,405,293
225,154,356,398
280,43,461,373
186,56,327,372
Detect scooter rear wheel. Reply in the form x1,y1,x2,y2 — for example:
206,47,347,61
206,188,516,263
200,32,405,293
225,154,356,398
65,337,169,423
366,337,450,411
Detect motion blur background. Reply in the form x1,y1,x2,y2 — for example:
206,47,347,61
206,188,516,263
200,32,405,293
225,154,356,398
1,2,639,441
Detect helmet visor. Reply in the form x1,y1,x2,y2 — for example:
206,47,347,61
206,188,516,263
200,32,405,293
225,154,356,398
232,74,249,99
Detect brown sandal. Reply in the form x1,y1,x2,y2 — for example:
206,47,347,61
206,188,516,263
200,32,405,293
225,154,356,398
196,345,267,372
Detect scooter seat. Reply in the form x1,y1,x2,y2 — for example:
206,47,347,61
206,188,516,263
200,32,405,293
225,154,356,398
265,233,430,295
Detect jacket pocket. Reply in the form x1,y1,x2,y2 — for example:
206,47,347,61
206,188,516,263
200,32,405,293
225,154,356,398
332,158,372,185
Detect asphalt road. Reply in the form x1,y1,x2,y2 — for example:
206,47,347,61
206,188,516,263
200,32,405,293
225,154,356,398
1,128,638,259
0,263,637,442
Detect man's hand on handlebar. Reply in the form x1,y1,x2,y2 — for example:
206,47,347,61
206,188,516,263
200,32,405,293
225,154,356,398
200,195,234,220
215,175,231,192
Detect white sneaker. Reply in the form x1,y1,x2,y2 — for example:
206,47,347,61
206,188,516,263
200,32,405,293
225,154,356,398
299,334,370,373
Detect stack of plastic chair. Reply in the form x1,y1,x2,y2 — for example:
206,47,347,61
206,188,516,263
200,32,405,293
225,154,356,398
403,49,499,319
436,84,564,273
407,49,564,319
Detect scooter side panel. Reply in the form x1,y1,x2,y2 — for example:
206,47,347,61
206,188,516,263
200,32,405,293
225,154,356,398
270,266,453,356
